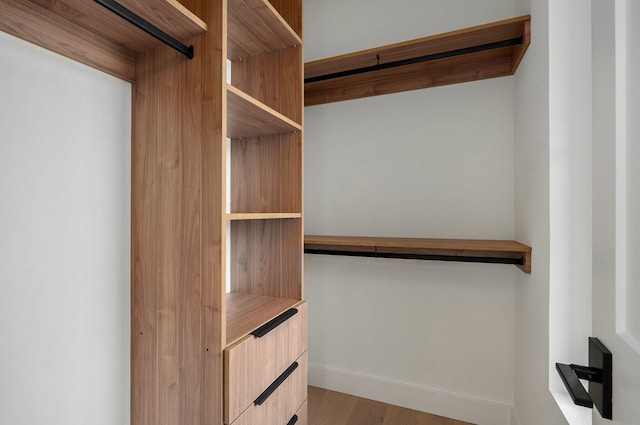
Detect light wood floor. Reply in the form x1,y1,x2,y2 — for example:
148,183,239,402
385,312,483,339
308,386,474,425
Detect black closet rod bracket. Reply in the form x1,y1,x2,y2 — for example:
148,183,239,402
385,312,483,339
93,0,195,59
304,37,523,84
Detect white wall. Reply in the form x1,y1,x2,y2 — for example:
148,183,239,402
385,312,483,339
0,32,131,425
512,0,591,423
304,1,519,424
305,0,516,62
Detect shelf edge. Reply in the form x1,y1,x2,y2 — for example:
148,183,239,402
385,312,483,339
227,213,302,220
304,235,532,274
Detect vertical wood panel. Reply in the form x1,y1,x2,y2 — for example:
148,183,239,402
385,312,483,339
156,45,180,425
131,47,160,425
189,0,227,422
131,0,226,423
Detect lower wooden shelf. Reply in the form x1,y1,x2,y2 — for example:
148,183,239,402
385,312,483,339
304,235,532,274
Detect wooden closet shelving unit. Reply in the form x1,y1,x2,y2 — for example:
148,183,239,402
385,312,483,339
0,0,306,425
304,15,531,106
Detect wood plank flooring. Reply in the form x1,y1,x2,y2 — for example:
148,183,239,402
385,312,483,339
308,386,474,425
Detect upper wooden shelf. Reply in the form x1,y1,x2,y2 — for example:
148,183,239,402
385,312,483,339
0,0,207,82
227,0,301,61
30,0,206,52
304,15,530,106
227,84,302,138
304,235,532,273
226,292,301,346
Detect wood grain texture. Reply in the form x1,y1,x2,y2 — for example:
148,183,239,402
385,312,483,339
227,0,300,60
227,84,301,139
305,52,513,106
225,293,302,346
304,15,530,106
0,0,135,81
28,0,206,53
0,0,206,81
510,19,530,74
268,0,303,39
294,399,308,425
131,41,160,425
230,352,308,425
305,235,532,273
4,0,303,424
305,16,530,78
230,133,302,214
232,45,303,124
305,235,532,253
230,219,303,298
308,387,473,425
224,302,307,423
131,0,225,424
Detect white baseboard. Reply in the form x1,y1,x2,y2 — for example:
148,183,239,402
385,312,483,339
309,362,514,425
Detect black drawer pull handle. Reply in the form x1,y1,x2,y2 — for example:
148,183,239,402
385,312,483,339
251,308,298,338
254,361,299,406
286,414,298,425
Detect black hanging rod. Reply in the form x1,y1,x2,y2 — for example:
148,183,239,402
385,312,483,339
93,0,194,59
304,37,523,84
304,248,525,266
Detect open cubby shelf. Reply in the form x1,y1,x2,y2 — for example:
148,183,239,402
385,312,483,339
227,0,301,60
227,84,302,139
225,292,300,347
304,235,532,274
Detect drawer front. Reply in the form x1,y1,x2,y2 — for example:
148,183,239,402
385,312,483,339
225,301,307,423
288,399,307,425
231,352,308,425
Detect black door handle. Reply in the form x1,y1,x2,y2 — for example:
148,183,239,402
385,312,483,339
555,337,612,420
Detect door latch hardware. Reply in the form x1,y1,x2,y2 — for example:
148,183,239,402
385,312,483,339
556,337,612,420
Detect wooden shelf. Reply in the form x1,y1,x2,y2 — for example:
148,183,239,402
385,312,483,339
227,213,301,220
0,0,207,82
304,235,532,273
227,0,301,60
30,0,206,52
226,292,301,346
304,15,530,106
227,84,302,138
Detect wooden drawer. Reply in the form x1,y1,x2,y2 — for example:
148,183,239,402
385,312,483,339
224,301,307,423
230,352,308,425
289,399,307,425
